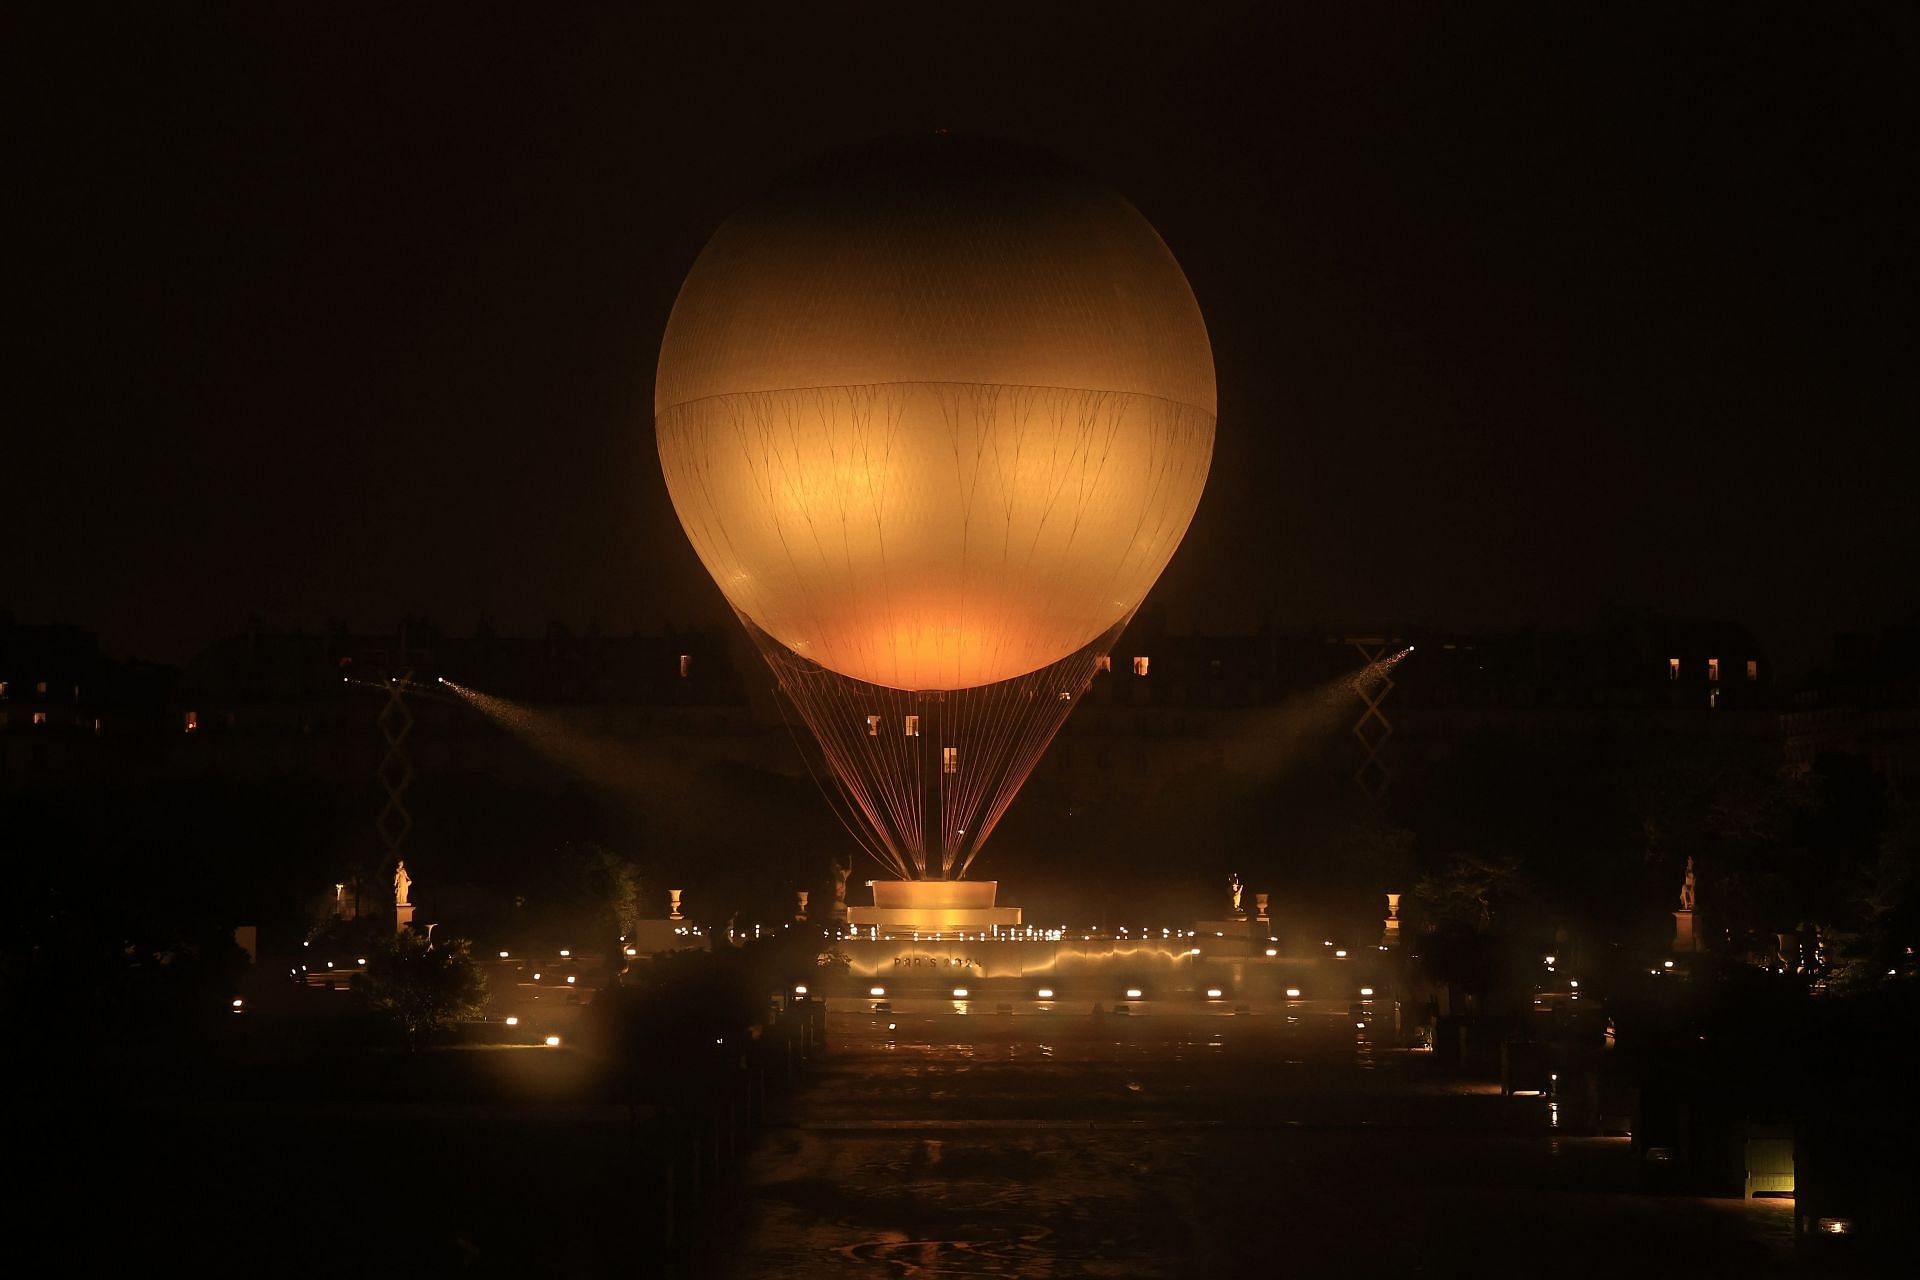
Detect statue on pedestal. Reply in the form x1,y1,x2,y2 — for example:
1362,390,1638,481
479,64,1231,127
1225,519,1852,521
1229,872,1244,917
1254,892,1271,924
796,889,810,921
1671,858,1700,955
831,855,851,922
668,888,684,921
392,861,416,935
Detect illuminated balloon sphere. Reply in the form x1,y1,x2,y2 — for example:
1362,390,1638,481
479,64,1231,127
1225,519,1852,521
656,137,1215,691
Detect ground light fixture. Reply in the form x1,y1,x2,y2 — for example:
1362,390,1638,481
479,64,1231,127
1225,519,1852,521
1360,987,1374,997
1205,988,1224,999
544,1035,561,1047
952,987,969,998
1126,988,1144,999
1286,988,1302,998
505,1017,519,1027
869,986,886,997
793,984,808,996
1036,988,1054,999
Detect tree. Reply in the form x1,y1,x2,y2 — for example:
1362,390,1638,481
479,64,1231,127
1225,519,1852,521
1824,799,1918,992
360,932,487,1050
1413,850,1522,935
1410,851,1527,1011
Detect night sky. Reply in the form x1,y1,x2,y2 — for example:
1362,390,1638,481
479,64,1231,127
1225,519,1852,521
17,4,1916,671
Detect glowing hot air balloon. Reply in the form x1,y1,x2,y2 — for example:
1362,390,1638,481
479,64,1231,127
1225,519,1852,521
657,138,1214,879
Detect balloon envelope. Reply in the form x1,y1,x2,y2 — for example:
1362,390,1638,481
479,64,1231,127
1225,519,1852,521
657,139,1215,691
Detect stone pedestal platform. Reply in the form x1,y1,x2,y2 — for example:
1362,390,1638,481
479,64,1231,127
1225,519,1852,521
848,880,1021,935
1672,909,1699,954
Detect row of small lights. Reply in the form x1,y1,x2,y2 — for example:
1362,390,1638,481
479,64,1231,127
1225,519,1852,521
285,932,1387,1016
295,931,1364,972
851,984,1377,1001
825,926,1212,943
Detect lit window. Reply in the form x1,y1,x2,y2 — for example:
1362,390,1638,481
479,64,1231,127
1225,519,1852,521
904,715,919,737
1094,656,1111,673
1746,659,1758,682
33,711,48,726
678,653,692,678
1709,688,1720,709
865,714,881,736
184,711,199,733
942,746,959,775
1133,656,1150,677
93,717,103,735
0,680,8,699
1668,658,1680,681
1707,657,1720,683
36,681,48,695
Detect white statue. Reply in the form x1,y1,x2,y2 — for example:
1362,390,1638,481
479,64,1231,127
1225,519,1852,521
1679,857,1696,913
393,860,412,907
1229,872,1244,916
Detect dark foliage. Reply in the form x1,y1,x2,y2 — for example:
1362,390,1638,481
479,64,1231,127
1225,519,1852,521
360,931,488,1049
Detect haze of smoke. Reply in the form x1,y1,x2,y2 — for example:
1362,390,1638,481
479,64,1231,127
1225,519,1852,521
440,681,716,831
1222,649,1410,782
